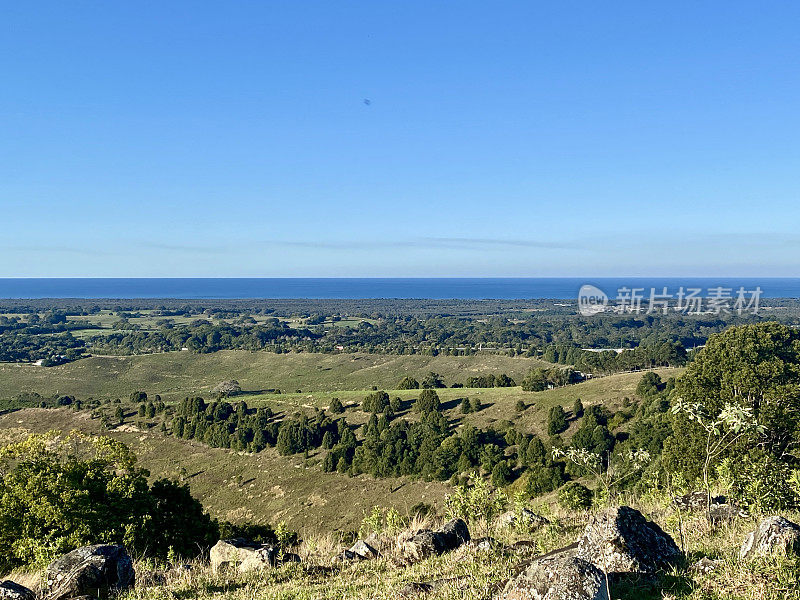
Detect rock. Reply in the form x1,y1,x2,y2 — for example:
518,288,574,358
398,579,460,597
438,518,470,548
497,551,609,600
673,491,745,523
399,581,434,596
576,506,681,574
281,552,302,564
210,539,277,572
473,537,498,551
689,557,720,575
740,516,800,560
401,519,470,563
0,581,35,600
349,539,380,560
331,549,365,564
498,509,550,530
673,491,726,512
708,503,747,524
44,544,134,600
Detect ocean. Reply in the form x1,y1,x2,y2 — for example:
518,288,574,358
0,278,798,299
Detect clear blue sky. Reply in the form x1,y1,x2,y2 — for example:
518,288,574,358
2,1,799,277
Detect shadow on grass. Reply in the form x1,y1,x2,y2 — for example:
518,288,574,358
610,571,693,600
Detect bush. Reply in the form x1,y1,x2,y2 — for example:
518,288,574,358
526,461,566,497
397,376,420,389
0,432,217,571
557,481,593,511
415,389,441,413
547,406,568,435
491,461,514,487
362,391,389,413
329,397,345,413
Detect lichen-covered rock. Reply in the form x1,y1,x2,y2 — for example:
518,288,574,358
498,509,550,531
576,506,681,574
210,539,277,572
673,491,745,523
0,581,35,600
740,516,800,560
44,544,134,600
708,503,747,524
673,491,726,512
497,551,609,600
689,557,720,575
400,519,470,563
349,539,379,559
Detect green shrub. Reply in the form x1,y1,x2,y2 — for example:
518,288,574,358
557,481,593,511
397,376,420,389
415,389,441,413
547,406,568,435
0,432,217,571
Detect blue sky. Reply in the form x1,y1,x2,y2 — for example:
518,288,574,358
2,1,799,277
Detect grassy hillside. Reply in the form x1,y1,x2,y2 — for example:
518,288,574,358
0,408,449,536
0,368,679,534
0,351,555,401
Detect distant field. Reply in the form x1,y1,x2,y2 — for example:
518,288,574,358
0,350,554,401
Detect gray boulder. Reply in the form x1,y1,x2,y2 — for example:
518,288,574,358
673,491,746,523
497,551,609,600
401,519,470,563
497,509,550,531
349,540,379,560
576,506,681,574
44,544,134,600
673,491,726,512
689,557,720,575
740,516,800,560
210,538,277,572
331,549,360,563
0,581,35,600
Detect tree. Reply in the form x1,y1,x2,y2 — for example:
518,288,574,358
329,397,345,413
213,380,242,397
422,372,446,389
0,432,216,571
663,323,800,508
557,482,593,511
515,400,526,412
496,373,516,388
460,397,472,414
636,372,662,397
491,461,513,487
415,389,441,413
547,406,567,435
671,399,763,524
362,391,389,413
397,376,420,389
573,398,584,418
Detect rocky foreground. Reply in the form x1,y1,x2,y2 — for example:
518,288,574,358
3,505,800,600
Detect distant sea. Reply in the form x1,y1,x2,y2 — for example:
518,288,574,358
0,278,799,299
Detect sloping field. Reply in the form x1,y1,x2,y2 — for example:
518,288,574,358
0,408,449,536
0,351,553,401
